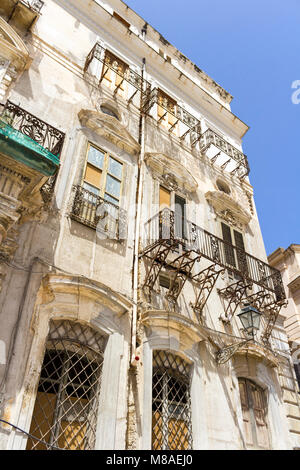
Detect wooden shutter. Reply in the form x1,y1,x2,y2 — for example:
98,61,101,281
84,164,102,189
238,378,269,450
294,363,300,391
221,222,235,267
174,194,186,239
159,186,171,209
157,90,177,133
250,383,269,449
238,379,254,447
234,230,248,274
102,50,128,93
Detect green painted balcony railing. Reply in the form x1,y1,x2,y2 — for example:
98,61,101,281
0,101,65,176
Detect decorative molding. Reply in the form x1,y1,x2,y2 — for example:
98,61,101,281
205,190,251,230
0,17,31,99
145,152,198,193
234,342,279,368
141,309,206,351
288,274,300,293
0,156,54,248
78,108,140,156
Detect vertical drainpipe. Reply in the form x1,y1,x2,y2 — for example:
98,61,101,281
131,27,147,366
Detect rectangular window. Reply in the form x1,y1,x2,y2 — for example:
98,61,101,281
83,144,123,206
101,50,128,96
159,186,171,209
221,222,236,267
221,222,247,275
113,11,130,29
234,229,248,275
72,144,124,236
238,378,270,450
157,89,178,134
174,194,186,240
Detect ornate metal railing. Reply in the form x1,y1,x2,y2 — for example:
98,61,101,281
143,208,285,300
84,42,150,100
199,128,250,178
142,87,201,140
21,0,44,13
70,185,127,239
0,101,65,158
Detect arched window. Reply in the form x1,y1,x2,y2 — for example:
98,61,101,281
238,378,270,449
26,320,107,450
152,350,192,450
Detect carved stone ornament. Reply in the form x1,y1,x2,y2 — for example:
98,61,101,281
205,190,251,230
0,17,31,99
160,173,179,191
145,153,198,193
78,109,140,156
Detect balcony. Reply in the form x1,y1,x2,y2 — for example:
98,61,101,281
142,208,285,301
199,128,250,179
1,0,44,31
0,101,64,258
0,101,64,176
142,88,201,143
70,185,127,240
84,42,150,108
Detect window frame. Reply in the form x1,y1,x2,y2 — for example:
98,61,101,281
157,88,179,135
26,320,107,451
101,49,129,97
238,377,270,450
82,142,124,207
151,350,193,450
220,221,248,275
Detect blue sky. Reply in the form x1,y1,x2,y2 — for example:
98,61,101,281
125,0,300,255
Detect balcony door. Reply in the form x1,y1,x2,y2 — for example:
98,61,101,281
158,186,186,243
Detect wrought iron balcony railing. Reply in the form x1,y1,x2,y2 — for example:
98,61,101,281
70,185,127,240
84,42,150,104
199,128,250,178
20,0,44,13
142,88,201,142
143,208,285,301
0,101,65,158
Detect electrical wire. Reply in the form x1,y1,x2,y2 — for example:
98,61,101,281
0,418,62,450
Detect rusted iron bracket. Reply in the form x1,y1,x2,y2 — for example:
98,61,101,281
191,265,225,316
165,253,201,303
218,280,253,323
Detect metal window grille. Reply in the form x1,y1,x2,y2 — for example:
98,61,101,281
152,351,193,450
26,320,107,450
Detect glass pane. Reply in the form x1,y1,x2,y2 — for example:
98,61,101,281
105,175,121,199
83,182,100,196
104,193,119,206
88,146,105,169
108,157,122,179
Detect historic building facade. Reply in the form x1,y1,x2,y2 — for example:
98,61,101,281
269,245,300,389
0,0,299,450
